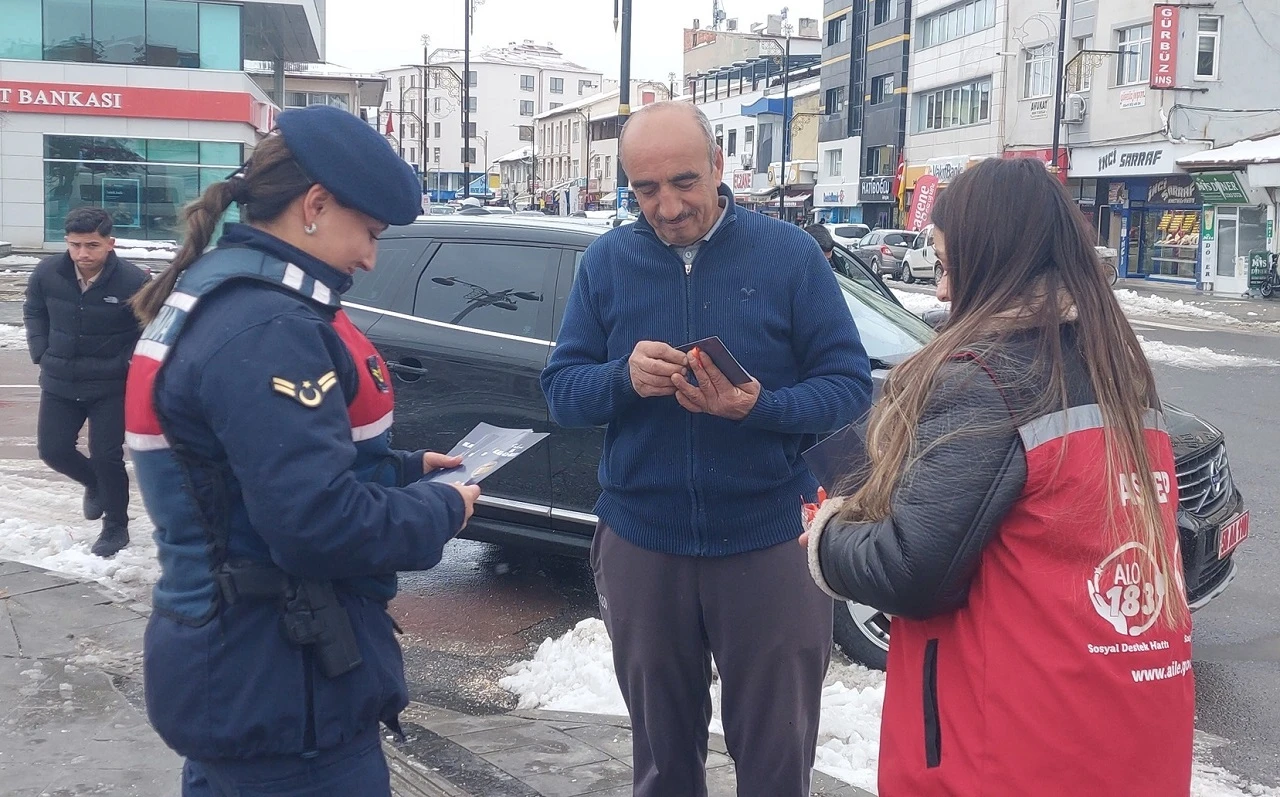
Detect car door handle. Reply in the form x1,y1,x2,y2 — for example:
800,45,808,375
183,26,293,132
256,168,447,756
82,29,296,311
387,361,428,377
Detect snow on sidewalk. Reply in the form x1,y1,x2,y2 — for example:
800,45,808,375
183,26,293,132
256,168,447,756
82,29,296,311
1139,336,1280,369
1114,289,1240,325
501,618,1277,797
0,325,28,351
0,459,158,599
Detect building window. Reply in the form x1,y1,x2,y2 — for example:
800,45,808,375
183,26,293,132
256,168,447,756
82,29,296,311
572,122,580,143
467,96,477,112
825,86,846,114
605,156,611,178
462,121,476,137
744,125,754,151
434,97,442,114
873,0,894,26
1196,16,1221,80
520,74,535,91
727,128,737,156
433,122,441,137
467,70,478,86
870,74,895,104
43,134,243,242
408,147,416,164
550,77,564,94
520,100,535,116
285,91,350,110
826,149,843,178
518,125,534,142
714,124,724,150
461,147,475,165
93,0,145,64
0,0,44,60
1116,24,1152,86
550,102,563,109
1023,43,1054,98
1073,36,1094,90
865,145,894,176
409,123,418,139
827,15,848,45
578,79,594,95
433,147,441,163
918,0,995,49
914,77,992,132
146,0,198,67
43,0,93,62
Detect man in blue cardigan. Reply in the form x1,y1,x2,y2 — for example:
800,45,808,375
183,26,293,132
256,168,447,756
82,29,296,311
542,102,872,797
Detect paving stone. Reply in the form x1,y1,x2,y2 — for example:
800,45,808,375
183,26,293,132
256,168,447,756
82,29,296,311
561,724,631,760
0,567,73,598
418,710,536,740
518,756,634,797
483,735,611,781
0,600,19,658
453,721,589,756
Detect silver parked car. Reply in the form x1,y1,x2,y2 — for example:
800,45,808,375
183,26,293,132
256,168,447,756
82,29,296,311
855,229,916,277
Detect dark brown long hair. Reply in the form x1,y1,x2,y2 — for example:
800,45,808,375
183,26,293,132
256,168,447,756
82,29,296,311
841,157,1187,627
131,135,313,324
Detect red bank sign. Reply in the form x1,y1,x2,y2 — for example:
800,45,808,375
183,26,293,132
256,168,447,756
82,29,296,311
1151,4,1180,89
0,81,274,132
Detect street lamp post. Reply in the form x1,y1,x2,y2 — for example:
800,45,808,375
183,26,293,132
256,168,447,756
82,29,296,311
614,0,633,220
1049,0,1070,175
777,17,792,221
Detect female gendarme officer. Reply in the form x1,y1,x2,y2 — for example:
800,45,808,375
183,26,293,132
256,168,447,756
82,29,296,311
124,105,480,796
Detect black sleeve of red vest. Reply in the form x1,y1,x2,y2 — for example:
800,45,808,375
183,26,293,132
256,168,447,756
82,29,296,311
197,310,466,580
816,360,1028,620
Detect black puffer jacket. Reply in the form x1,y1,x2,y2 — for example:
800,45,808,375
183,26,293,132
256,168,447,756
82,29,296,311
23,252,149,400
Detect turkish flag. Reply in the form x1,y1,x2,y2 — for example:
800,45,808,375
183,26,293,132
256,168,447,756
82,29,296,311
891,156,906,202
385,113,394,135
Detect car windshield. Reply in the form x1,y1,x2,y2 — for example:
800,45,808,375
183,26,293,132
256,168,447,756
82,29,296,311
835,273,934,365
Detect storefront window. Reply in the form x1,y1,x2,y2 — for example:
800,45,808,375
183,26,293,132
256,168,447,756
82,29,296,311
1142,209,1201,279
0,0,44,60
44,134,242,242
198,1,241,70
43,0,93,62
146,0,198,67
93,0,145,63
1216,206,1267,280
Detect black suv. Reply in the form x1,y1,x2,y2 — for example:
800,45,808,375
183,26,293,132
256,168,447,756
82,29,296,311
347,216,1246,668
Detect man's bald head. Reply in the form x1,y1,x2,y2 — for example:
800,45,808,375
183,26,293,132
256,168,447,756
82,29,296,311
619,102,719,172
617,101,726,246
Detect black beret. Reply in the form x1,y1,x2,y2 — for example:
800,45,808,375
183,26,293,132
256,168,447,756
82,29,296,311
276,105,422,226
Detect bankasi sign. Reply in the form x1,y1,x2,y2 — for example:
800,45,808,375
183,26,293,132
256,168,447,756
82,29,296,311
0,81,273,132
1151,4,1180,89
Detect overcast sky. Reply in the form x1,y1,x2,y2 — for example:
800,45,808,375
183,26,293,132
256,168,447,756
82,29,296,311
326,0,822,79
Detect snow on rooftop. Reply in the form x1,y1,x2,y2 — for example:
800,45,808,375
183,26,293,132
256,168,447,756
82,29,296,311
495,145,532,162
429,43,597,73
1177,132,1280,168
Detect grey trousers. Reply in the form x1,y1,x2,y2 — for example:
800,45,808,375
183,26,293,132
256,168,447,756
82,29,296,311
591,524,833,797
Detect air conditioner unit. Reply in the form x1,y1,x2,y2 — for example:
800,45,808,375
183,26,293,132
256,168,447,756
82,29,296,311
594,169,603,179
740,154,754,169
1063,94,1087,124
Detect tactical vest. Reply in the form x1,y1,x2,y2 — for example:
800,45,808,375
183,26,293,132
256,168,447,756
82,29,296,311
125,247,398,623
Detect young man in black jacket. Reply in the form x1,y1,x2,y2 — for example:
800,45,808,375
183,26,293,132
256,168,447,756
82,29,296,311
23,208,149,557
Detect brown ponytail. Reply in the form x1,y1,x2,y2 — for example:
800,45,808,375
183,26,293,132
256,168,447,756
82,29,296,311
131,135,314,324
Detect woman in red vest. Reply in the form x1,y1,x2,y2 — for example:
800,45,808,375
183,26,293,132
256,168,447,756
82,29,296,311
804,157,1194,796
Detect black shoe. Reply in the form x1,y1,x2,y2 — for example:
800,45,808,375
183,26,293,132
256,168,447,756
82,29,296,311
91,521,129,558
83,488,104,521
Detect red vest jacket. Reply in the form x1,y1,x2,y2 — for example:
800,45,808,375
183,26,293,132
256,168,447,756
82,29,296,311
878,403,1194,796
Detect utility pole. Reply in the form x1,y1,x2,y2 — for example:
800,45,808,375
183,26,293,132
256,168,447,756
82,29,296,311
1049,0,1069,176
777,25,791,221
463,0,472,198
614,0,632,220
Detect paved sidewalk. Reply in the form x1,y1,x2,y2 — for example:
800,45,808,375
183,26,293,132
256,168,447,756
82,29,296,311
0,560,874,797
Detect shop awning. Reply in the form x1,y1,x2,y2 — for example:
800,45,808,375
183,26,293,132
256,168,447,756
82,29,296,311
784,192,812,206
1177,132,1280,168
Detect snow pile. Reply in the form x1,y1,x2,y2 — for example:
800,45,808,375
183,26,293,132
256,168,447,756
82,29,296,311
501,617,885,792
1139,336,1279,369
502,618,1276,796
890,289,948,317
114,239,177,262
0,325,28,351
0,255,42,267
1114,290,1237,324
0,460,158,598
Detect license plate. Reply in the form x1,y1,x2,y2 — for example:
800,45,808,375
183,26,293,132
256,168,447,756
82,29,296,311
1218,512,1249,559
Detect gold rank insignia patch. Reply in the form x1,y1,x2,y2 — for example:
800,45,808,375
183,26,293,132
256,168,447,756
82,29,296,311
272,371,338,408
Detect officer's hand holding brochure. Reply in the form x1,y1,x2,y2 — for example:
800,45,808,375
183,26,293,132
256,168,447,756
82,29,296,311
676,336,753,386
425,422,548,486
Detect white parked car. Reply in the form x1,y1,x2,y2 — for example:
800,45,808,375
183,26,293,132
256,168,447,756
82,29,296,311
900,225,943,284
824,223,871,248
